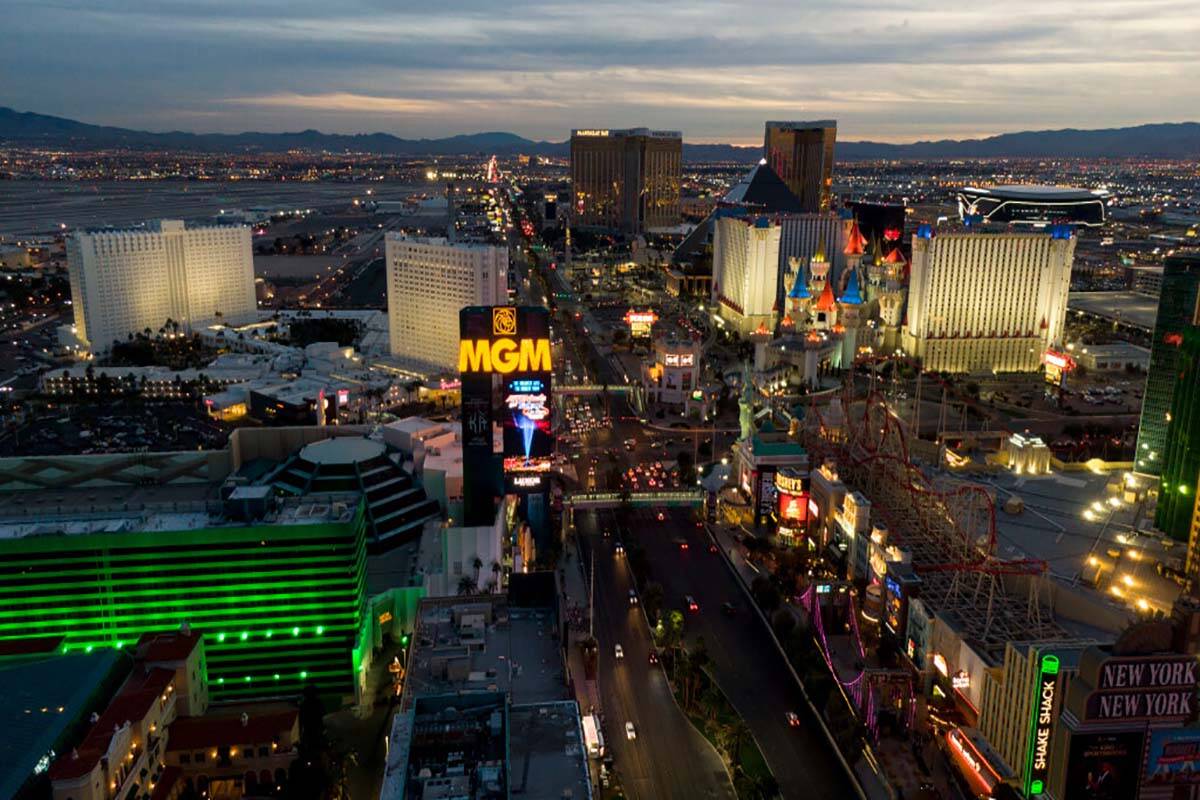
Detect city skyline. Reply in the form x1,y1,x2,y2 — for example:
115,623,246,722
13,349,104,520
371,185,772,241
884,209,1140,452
3,0,1199,144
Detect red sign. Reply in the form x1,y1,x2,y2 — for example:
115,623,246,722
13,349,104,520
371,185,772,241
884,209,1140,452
1043,349,1076,371
778,491,810,522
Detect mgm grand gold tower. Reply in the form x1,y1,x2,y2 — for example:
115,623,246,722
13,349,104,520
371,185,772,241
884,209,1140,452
570,128,682,234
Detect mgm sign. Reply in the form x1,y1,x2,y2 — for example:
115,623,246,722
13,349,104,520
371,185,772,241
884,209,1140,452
459,307,554,524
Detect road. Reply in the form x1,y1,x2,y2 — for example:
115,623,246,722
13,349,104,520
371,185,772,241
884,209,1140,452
621,506,859,800
576,509,736,800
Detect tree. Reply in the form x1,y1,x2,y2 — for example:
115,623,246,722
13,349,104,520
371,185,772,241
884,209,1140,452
642,581,665,622
771,608,797,640
457,575,476,595
472,556,483,583
750,575,781,613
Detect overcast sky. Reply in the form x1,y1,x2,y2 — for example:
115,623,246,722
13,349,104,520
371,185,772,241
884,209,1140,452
3,0,1198,144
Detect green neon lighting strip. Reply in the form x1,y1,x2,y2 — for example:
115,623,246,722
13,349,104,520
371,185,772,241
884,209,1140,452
0,502,369,700
1023,654,1059,797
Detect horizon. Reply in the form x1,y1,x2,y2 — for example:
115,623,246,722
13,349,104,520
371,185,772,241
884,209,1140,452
3,0,1198,144
6,104,1199,149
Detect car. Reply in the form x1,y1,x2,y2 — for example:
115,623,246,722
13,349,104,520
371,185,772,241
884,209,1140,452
648,650,659,665
625,722,637,740
786,711,801,727
709,543,719,554
657,512,665,521
721,602,737,615
629,589,639,605
686,595,699,612
676,539,689,551
615,644,624,659
602,527,610,538
615,541,625,555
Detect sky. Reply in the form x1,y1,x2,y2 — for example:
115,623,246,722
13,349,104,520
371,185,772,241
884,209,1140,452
3,0,1199,144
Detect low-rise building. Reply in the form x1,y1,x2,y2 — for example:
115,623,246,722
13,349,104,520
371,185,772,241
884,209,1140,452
641,336,703,413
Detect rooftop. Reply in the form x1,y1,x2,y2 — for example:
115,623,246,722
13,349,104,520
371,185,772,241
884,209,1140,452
960,184,1109,201
0,485,358,541
1068,290,1160,331
299,436,386,466
0,650,123,800
165,706,298,752
401,597,565,710
508,701,592,800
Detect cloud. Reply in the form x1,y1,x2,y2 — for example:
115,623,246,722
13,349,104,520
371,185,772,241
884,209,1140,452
0,0,1197,141
224,93,451,115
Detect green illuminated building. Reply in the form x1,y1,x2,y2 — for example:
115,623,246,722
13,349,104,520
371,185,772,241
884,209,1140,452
1135,251,1200,475
0,496,368,702
1156,326,1200,542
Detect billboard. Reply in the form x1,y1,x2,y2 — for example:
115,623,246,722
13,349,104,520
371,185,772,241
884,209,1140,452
1083,653,1197,723
624,309,658,338
753,466,777,529
1145,728,1200,786
503,375,553,474
460,306,554,521
1063,731,1145,800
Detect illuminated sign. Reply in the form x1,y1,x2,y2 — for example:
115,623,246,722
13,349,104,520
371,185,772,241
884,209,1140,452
1146,729,1200,786
624,310,659,325
506,391,549,421
778,492,809,522
459,337,552,374
946,729,999,797
775,472,806,494
337,388,350,406
511,474,543,488
574,129,610,137
933,653,949,677
1082,655,1197,722
952,671,971,690
1043,349,1075,371
492,306,517,336
1024,654,1060,796
663,353,695,367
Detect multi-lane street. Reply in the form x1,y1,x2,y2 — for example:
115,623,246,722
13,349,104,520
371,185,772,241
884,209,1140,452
597,506,859,800
576,509,736,799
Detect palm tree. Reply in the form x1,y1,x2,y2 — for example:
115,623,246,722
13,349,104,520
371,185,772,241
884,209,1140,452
472,557,483,583
490,561,502,591
457,575,476,595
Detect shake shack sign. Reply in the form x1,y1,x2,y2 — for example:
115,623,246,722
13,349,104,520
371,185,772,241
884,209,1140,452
1083,655,1198,722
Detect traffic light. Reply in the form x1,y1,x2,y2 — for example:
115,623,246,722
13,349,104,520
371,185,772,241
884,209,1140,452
400,633,410,647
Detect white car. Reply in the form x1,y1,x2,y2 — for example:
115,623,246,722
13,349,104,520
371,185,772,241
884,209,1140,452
615,644,624,659
625,722,637,740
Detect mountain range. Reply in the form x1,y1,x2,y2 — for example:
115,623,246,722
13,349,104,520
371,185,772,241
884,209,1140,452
2,107,1199,161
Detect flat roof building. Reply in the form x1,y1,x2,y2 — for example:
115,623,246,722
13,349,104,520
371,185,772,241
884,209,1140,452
67,220,256,354
382,589,588,800
903,228,1076,373
764,121,837,213
1136,251,1200,476
0,492,369,703
385,235,507,373
570,128,681,234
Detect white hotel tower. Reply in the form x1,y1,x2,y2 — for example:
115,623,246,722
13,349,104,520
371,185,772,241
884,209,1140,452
711,215,783,335
66,220,256,354
901,228,1076,373
385,234,507,373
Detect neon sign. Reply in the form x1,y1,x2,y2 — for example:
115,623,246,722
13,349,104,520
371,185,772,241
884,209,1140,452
459,337,552,374
664,353,695,367
1024,654,1060,796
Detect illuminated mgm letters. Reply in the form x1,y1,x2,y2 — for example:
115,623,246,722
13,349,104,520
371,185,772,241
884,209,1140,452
459,337,552,374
